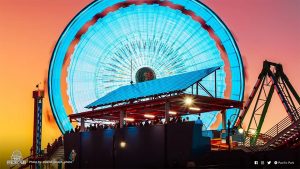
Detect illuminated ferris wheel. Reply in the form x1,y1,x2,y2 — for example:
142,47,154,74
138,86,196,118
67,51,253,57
48,0,244,133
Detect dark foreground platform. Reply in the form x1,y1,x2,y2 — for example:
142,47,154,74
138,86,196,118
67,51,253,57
64,122,210,168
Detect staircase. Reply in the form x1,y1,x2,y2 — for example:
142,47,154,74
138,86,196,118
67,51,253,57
266,118,300,149
43,146,65,169
238,116,300,152
49,145,65,161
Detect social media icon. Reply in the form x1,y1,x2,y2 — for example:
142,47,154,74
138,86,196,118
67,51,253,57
267,161,271,165
261,161,264,165
254,161,258,165
274,161,278,165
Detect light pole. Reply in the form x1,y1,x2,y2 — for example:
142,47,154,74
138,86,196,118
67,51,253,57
227,119,231,151
227,114,237,151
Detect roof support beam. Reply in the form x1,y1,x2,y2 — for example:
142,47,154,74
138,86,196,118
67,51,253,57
165,102,170,123
221,110,226,130
120,110,125,128
80,118,86,132
199,83,214,97
215,69,217,98
196,82,199,95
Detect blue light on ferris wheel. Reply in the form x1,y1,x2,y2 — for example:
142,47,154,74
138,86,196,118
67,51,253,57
48,0,244,133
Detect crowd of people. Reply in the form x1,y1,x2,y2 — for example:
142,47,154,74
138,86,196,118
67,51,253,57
66,115,203,133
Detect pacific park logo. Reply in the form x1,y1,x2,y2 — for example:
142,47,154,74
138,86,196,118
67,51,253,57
6,150,26,166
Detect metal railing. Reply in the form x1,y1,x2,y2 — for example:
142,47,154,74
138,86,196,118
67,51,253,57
263,116,292,140
241,116,292,150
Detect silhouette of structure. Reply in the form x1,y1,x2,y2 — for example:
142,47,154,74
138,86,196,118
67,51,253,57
235,61,300,150
32,88,44,157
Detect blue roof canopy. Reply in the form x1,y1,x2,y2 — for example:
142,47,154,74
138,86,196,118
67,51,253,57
86,66,220,108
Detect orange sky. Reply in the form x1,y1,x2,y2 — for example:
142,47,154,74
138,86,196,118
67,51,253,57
0,0,299,167
0,0,92,167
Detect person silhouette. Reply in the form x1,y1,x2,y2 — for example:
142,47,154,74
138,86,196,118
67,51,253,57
69,149,77,162
195,116,203,125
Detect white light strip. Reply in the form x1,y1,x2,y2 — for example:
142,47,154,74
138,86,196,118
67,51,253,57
144,114,155,118
168,111,177,115
189,107,201,111
124,117,135,122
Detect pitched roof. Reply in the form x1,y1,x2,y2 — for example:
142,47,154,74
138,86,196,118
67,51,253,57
86,66,220,108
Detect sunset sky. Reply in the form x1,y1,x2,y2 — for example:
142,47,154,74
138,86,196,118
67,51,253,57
0,0,299,167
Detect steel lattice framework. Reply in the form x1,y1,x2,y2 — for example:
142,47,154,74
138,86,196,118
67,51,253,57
236,61,300,146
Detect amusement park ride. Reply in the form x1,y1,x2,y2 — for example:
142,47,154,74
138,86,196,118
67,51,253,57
32,86,44,158
234,61,300,150
12,0,300,168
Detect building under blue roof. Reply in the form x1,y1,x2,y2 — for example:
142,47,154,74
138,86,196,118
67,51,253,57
86,66,220,108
